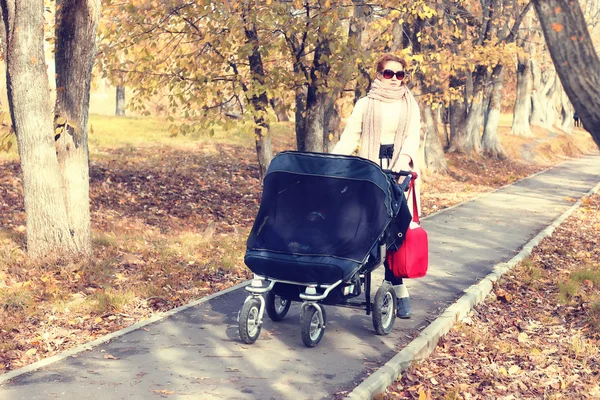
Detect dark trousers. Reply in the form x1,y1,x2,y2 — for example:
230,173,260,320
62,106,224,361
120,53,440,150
380,143,404,287
384,260,404,285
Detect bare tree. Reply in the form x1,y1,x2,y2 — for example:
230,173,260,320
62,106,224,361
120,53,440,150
116,85,126,116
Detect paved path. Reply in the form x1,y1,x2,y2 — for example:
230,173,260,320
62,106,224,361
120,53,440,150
1,155,599,400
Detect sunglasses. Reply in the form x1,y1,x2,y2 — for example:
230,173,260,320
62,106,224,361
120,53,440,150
381,69,405,80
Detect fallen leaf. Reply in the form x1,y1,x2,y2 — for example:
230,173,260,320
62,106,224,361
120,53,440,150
517,332,529,343
25,348,37,357
152,389,174,395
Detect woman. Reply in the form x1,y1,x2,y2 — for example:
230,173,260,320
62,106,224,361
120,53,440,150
332,53,421,319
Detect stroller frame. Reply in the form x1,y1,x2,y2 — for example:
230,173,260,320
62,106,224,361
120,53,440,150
239,243,395,347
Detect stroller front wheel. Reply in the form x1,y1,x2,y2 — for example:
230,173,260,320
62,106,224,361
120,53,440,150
300,304,326,347
266,291,291,322
239,297,263,344
373,284,397,335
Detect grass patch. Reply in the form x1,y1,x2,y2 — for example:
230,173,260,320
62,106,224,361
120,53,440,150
570,267,600,286
519,258,544,286
0,287,34,313
85,290,134,314
558,280,580,303
569,334,598,361
558,265,600,305
88,115,294,152
589,302,600,332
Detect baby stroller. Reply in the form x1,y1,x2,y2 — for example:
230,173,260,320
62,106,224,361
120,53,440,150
238,151,414,347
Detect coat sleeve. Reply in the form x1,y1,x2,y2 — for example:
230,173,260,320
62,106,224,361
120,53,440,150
332,97,367,155
399,100,422,168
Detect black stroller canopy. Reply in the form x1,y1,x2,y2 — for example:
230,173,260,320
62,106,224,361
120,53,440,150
245,152,409,284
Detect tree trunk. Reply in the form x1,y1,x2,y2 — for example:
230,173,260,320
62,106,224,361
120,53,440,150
448,74,468,145
304,37,330,153
530,61,559,129
1,0,79,258
558,88,574,133
422,103,448,173
243,17,272,178
53,0,100,257
295,80,307,151
529,60,544,127
349,0,370,103
450,68,486,155
481,64,506,158
542,75,560,128
269,98,289,122
323,94,341,153
532,0,600,147
116,85,126,116
388,16,406,52
511,52,533,136
304,91,326,152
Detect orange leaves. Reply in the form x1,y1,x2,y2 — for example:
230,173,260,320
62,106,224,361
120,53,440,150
552,22,564,33
152,389,175,395
494,288,512,303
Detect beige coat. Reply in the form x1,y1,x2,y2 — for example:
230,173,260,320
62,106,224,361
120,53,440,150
332,96,422,216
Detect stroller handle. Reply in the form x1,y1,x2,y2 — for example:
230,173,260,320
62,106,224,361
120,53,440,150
382,169,417,192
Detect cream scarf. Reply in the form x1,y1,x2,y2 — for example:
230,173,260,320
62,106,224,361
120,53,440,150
358,79,416,170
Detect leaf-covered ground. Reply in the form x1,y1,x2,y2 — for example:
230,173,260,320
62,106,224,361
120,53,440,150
380,194,600,399
0,124,597,379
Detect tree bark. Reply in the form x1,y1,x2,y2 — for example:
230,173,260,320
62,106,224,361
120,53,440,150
511,51,533,136
304,93,326,152
243,17,272,179
422,103,448,173
450,68,486,155
323,94,341,153
558,88,574,133
482,64,506,158
304,37,330,153
54,0,100,257
116,85,126,116
295,79,307,151
542,75,560,128
270,98,289,122
530,61,558,129
0,6,5,57
1,0,79,258
349,0,371,103
532,0,600,147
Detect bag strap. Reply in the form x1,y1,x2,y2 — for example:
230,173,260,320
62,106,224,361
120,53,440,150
407,173,419,224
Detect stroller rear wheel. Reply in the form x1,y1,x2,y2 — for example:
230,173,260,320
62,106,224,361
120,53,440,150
265,291,291,321
372,284,396,335
239,297,263,344
301,304,326,347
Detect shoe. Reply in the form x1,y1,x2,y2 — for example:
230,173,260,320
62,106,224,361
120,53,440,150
396,297,411,319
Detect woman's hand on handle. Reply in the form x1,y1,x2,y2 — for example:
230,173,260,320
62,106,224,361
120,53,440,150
392,154,412,174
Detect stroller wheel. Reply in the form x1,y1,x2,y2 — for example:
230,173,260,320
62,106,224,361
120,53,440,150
239,297,262,344
373,284,397,335
301,305,326,347
266,291,291,322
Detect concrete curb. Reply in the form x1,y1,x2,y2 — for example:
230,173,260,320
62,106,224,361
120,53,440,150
346,180,600,400
0,281,250,385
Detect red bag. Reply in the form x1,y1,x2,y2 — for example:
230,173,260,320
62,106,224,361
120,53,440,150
386,176,428,278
